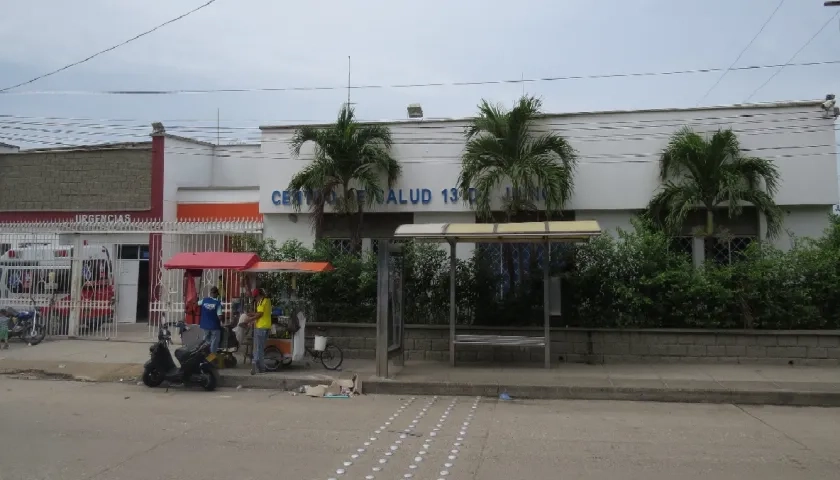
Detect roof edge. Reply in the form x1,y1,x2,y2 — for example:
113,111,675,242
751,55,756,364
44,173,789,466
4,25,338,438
259,99,826,131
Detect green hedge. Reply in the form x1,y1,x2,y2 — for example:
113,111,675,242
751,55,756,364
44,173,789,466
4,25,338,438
236,215,840,330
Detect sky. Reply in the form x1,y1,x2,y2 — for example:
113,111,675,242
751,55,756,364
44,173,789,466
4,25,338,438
1,0,839,147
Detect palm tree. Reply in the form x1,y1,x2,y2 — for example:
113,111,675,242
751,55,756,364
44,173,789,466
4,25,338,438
647,127,783,253
458,95,577,221
287,105,401,250
457,95,577,289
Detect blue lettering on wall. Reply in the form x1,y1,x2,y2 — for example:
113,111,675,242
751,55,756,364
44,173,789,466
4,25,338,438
273,186,525,207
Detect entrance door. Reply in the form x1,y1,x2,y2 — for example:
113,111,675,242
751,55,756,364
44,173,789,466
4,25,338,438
116,245,142,324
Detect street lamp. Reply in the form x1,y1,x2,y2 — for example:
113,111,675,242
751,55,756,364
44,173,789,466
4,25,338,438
826,1,840,6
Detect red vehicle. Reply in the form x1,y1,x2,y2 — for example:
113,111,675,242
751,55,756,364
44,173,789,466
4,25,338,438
40,279,116,335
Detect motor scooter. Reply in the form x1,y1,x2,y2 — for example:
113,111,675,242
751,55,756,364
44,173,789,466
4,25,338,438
142,323,218,391
0,301,46,346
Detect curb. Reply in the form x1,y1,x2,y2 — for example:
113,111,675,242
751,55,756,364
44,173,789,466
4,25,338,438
360,381,840,407
218,373,840,407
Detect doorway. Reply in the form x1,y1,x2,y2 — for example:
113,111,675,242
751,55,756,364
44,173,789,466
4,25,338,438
116,244,151,323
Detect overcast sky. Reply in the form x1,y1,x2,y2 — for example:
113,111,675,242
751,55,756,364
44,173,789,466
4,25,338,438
1,0,839,147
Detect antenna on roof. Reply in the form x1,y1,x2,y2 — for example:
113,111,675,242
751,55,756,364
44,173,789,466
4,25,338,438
347,56,352,108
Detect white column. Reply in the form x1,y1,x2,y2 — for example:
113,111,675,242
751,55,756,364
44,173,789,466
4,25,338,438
67,234,83,337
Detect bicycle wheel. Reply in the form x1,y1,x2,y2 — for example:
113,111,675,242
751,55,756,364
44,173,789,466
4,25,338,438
263,346,284,372
319,343,344,370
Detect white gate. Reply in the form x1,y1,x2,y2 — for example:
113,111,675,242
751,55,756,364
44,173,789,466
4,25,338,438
0,219,262,340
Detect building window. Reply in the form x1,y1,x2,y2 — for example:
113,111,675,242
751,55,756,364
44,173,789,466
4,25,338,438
670,236,694,259
706,236,754,265
327,238,355,256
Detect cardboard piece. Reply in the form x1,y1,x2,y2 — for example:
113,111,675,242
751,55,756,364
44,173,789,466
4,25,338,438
303,374,360,398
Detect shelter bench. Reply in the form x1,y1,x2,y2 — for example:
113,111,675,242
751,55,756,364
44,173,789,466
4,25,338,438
452,334,546,365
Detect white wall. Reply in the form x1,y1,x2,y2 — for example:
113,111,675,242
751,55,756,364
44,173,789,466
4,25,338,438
212,145,261,187
263,213,315,249
162,137,213,221
258,103,838,216
772,205,834,250
575,210,636,237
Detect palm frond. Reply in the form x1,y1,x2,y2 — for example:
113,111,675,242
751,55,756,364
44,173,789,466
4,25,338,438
648,181,703,235
659,126,705,181
737,189,785,239
289,125,325,158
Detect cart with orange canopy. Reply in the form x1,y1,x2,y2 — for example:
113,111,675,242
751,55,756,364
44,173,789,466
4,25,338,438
240,260,343,371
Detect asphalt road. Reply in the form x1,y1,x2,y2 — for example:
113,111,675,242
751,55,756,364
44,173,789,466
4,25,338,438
0,378,838,480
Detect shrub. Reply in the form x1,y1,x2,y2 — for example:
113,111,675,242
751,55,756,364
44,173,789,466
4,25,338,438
233,214,840,330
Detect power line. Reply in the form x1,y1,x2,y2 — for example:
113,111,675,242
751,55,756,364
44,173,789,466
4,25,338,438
4,111,835,146
744,10,840,102
696,0,786,106
0,106,822,130
3,58,840,96
0,0,219,93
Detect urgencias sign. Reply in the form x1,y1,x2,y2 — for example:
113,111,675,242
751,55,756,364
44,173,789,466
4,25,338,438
271,187,552,206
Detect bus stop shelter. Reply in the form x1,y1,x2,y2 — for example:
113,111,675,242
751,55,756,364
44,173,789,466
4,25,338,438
375,220,601,376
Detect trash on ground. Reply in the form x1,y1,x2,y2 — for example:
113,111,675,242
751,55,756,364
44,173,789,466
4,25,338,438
499,391,512,401
303,374,360,398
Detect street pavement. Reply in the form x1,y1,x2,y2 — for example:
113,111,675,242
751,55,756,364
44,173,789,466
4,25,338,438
0,378,839,479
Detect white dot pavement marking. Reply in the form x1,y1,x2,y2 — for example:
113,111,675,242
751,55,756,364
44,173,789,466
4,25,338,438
361,396,441,478
430,396,480,480
392,398,459,480
325,397,417,478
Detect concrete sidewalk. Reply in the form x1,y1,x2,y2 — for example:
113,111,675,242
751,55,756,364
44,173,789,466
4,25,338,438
3,338,840,406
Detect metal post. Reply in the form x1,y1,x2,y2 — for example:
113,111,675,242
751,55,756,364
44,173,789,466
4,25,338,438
449,240,456,367
375,240,389,377
543,241,551,369
67,234,84,337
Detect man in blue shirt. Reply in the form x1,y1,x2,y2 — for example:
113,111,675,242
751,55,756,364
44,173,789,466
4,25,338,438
198,287,223,353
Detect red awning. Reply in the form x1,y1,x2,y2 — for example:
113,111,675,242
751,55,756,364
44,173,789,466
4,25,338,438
163,252,259,271
243,261,335,274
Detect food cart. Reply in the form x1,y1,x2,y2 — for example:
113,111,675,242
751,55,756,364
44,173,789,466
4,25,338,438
161,252,342,371
240,261,343,371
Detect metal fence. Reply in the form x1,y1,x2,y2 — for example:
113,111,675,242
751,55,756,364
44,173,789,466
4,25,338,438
0,219,262,340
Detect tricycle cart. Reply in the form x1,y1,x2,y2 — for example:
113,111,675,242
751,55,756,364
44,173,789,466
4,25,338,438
239,261,344,371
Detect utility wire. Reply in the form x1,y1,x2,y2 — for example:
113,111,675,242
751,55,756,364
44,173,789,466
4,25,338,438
3,58,840,96
0,0,218,93
744,10,840,102
696,0,786,106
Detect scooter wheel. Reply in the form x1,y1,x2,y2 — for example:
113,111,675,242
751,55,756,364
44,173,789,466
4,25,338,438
223,355,237,369
142,368,165,388
200,370,218,391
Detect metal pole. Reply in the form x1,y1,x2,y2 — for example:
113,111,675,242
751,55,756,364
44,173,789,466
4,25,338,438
375,240,389,377
449,240,456,367
543,241,551,369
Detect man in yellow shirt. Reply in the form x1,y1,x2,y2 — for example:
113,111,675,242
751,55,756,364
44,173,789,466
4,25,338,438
245,288,272,375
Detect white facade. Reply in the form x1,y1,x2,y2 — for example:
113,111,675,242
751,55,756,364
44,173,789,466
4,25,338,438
155,101,838,259
161,135,262,220
253,101,838,256
0,142,19,153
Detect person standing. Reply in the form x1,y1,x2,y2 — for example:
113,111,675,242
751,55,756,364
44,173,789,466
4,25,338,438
198,287,223,354
0,308,9,349
246,288,271,375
